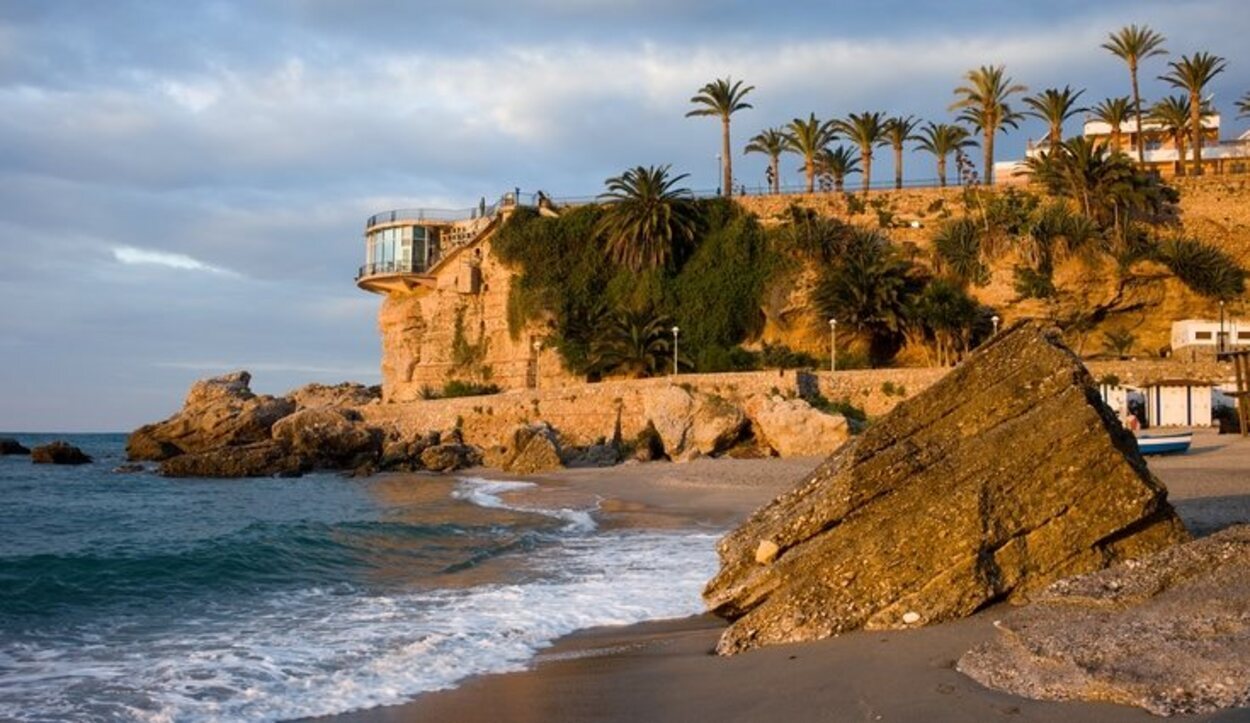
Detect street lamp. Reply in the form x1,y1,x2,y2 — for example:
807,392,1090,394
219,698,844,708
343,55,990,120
1219,300,1226,353
533,339,543,390
991,315,1000,336
671,326,680,376
828,318,838,372
716,154,723,195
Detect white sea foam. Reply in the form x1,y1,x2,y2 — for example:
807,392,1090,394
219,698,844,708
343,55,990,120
452,476,599,533
0,482,719,722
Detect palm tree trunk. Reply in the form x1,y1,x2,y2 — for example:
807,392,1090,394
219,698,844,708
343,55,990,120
1175,133,1187,177
894,144,903,190
1189,91,1203,176
984,130,994,185
938,156,947,188
722,117,733,197
770,155,780,194
805,157,815,193
1130,63,1145,166
1049,125,1061,153
862,149,872,195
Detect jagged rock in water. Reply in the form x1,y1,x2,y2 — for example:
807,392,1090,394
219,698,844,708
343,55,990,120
958,525,1250,717
285,382,380,411
742,394,848,457
703,321,1189,655
419,444,480,473
31,441,92,465
0,437,31,455
159,441,306,478
127,371,294,461
270,407,380,469
499,423,564,474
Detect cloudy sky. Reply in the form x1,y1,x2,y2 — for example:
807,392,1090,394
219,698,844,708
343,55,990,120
1,0,1247,431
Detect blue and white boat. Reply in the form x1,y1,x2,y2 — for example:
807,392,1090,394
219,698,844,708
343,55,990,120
1136,432,1193,455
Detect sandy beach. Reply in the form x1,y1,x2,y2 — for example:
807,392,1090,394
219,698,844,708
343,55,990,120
316,431,1250,723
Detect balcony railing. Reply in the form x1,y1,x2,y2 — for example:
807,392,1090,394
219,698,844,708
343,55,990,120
366,200,504,229
356,259,431,280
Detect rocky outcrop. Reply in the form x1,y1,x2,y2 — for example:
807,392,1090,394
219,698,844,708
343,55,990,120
0,437,30,455
127,371,294,461
703,322,1189,655
286,382,380,410
689,394,748,455
743,395,848,457
31,441,92,465
498,423,564,474
159,441,306,478
420,444,481,472
642,386,694,455
270,407,380,468
958,525,1250,717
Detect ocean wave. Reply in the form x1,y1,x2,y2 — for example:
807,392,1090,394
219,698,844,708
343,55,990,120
453,477,599,533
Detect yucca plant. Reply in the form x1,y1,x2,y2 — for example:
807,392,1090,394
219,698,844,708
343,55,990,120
1154,236,1246,300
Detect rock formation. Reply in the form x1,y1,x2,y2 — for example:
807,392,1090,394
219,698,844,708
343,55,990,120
420,443,481,472
30,441,92,465
743,394,848,457
958,525,1250,717
286,382,380,410
496,423,565,474
127,371,294,461
160,442,306,478
270,407,380,469
703,321,1189,655
0,437,30,455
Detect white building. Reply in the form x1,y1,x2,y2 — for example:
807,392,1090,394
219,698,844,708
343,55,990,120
1144,381,1214,428
1171,319,1250,352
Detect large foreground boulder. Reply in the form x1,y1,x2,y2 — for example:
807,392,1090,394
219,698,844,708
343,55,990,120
159,441,305,478
958,525,1250,717
31,441,92,465
703,322,1188,655
127,371,294,461
743,394,848,457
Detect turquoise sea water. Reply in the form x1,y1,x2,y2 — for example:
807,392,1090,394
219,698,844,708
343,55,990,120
0,434,718,722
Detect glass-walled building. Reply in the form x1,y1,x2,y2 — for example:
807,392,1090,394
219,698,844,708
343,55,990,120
363,224,441,275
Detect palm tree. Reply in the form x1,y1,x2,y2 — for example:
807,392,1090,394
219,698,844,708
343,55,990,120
915,122,976,187
1023,86,1086,151
815,146,861,193
744,128,787,194
1148,95,1194,176
686,77,754,198
835,111,889,194
1091,96,1134,153
589,309,680,379
1239,91,1250,118
1160,52,1228,175
950,65,1027,185
1102,25,1168,165
783,113,838,193
883,115,922,190
596,165,699,272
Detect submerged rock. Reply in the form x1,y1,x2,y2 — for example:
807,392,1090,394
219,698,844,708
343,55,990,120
0,437,31,455
30,441,92,465
703,321,1188,655
159,441,305,478
127,371,294,461
958,525,1250,717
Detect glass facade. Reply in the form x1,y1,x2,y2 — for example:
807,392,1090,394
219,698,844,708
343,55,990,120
364,225,440,274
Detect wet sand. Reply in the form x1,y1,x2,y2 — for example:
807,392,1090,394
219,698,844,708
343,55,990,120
317,431,1250,723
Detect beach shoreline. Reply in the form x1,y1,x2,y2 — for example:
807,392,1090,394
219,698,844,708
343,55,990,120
311,431,1250,723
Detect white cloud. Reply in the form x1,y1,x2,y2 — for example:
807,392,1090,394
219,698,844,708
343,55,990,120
112,245,239,275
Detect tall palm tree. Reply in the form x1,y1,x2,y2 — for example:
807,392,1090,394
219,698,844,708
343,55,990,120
744,127,787,194
1102,25,1168,165
1160,52,1228,175
915,122,976,187
596,165,699,272
1091,96,1133,153
883,115,922,190
815,146,861,193
1150,95,1214,177
950,65,1027,185
835,111,889,194
783,113,838,193
686,77,754,198
1023,86,1086,151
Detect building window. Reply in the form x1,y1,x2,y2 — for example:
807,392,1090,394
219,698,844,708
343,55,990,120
1194,331,1213,341
1238,331,1250,340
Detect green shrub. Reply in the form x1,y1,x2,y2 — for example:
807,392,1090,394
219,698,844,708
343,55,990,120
441,380,501,398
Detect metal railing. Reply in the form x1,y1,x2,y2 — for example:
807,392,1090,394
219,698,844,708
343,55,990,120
356,259,431,280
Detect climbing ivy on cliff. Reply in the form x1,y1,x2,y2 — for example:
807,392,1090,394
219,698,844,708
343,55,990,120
492,200,773,375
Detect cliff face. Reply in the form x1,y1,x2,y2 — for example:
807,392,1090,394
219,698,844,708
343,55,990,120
376,233,578,401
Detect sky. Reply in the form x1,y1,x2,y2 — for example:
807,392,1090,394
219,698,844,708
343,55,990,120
1,1,1248,431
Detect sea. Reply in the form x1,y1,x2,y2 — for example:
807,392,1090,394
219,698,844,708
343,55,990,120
0,433,720,722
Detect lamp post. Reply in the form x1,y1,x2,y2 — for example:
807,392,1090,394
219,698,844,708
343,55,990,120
671,326,680,376
716,154,723,196
828,318,838,372
991,314,1000,336
1219,300,1226,353
533,339,543,390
